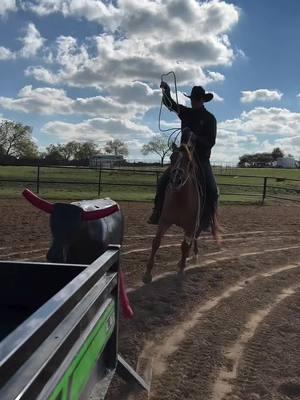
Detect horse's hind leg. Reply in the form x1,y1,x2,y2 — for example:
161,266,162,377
192,238,199,262
143,222,170,284
178,236,192,277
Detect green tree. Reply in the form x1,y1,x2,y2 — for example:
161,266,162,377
43,144,65,164
272,147,284,160
75,141,98,161
105,139,128,156
141,135,171,166
238,154,251,167
60,141,81,162
16,139,39,159
239,150,279,167
0,120,37,158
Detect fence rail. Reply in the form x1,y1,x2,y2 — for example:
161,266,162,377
0,164,299,204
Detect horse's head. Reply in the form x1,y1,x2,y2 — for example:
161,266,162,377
169,128,196,191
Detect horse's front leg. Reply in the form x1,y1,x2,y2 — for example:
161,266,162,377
192,238,199,263
143,222,170,284
178,235,193,277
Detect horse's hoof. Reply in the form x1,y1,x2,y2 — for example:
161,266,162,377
143,271,152,284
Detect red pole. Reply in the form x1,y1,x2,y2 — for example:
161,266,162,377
119,270,134,319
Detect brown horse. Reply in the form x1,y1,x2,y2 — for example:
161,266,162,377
143,129,222,283
143,129,204,283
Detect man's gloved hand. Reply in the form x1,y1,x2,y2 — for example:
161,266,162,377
160,81,170,91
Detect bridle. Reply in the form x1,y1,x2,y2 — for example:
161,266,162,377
169,143,194,191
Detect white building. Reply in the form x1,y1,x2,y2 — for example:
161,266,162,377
89,155,124,168
276,157,298,169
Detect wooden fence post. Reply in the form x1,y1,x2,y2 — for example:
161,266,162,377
262,177,268,205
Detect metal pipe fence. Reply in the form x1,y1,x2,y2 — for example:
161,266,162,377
0,164,299,204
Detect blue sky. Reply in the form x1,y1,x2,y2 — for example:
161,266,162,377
0,0,299,163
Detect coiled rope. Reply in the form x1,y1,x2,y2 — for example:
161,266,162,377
158,71,181,148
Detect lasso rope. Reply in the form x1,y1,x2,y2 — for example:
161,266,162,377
158,71,181,148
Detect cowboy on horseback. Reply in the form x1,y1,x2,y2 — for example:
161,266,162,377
148,82,219,232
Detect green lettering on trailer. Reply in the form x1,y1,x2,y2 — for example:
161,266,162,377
49,300,115,400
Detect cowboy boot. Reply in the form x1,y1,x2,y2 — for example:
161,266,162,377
148,189,163,225
148,169,169,224
147,207,160,225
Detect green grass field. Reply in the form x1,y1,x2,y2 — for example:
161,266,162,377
0,165,299,203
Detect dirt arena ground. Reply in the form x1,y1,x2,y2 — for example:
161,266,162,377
1,199,300,400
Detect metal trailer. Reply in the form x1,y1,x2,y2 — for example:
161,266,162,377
0,246,149,400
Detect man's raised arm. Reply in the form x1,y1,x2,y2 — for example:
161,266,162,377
160,81,180,113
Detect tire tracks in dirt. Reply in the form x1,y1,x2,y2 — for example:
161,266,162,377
121,230,300,290
123,230,300,241
211,285,300,400
231,289,300,400
122,234,297,256
138,261,300,399
126,244,300,292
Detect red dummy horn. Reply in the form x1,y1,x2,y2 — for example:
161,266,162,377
22,189,54,214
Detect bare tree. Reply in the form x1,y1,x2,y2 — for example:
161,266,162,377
141,135,171,166
105,139,128,156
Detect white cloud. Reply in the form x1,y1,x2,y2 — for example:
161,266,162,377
212,129,257,164
24,0,240,88
236,48,247,60
212,107,300,163
8,0,247,161
26,39,224,88
22,0,121,29
0,0,16,16
219,107,300,137
207,70,225,82
250,137,300,160
241,89,283,103
0,85,142,117
0,46,15,60
274,136,300,158
0,23,45,61
211,92,224,102
0,86,71,114
156,36,234,66
24,0,239,34
109,81,160,107
41,117,155,146
25,66,59,83
19,23,46,58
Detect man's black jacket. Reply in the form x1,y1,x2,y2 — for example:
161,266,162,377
163,89,216,161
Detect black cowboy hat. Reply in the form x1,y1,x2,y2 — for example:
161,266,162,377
184,86,214,102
